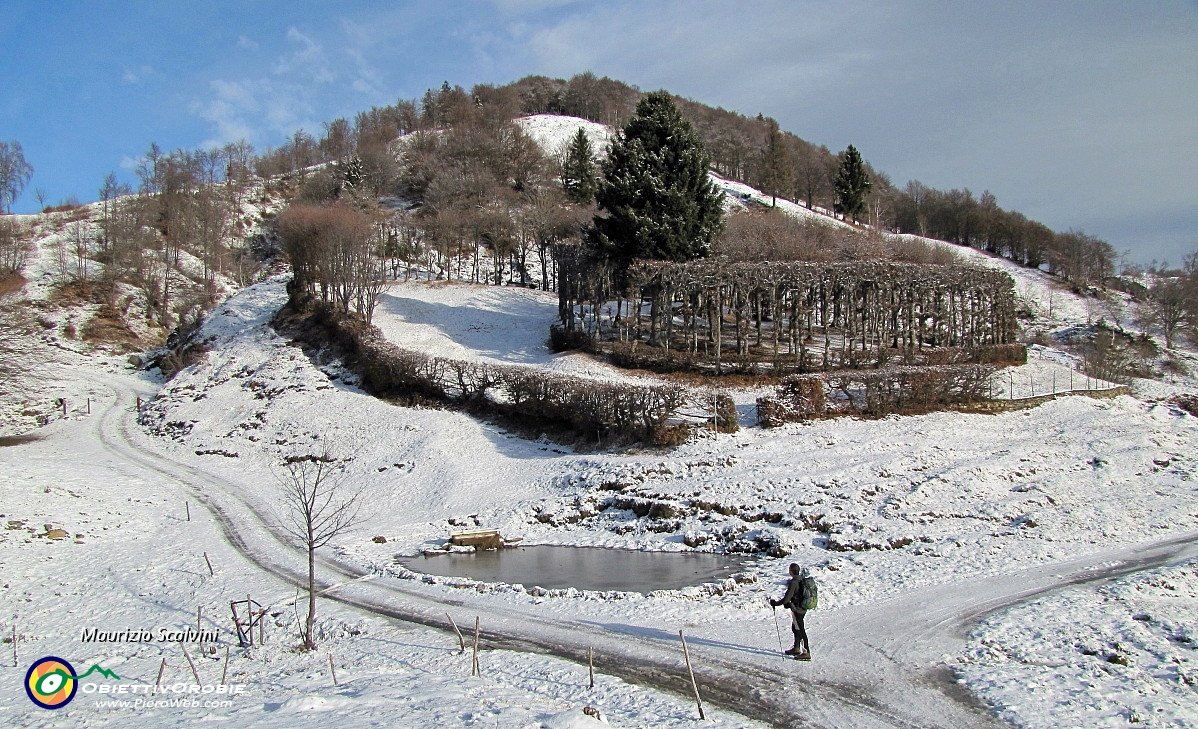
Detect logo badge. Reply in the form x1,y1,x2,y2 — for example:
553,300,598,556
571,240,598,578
25,656,79,709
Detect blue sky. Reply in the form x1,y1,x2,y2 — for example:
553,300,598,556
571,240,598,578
2,0,1195,265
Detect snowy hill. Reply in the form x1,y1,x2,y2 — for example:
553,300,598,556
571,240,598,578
2,114,1197,728
123,270,1197,727
516,114,612,158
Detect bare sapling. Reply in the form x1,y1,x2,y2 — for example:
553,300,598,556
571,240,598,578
275,449,367,650
180,642,201,684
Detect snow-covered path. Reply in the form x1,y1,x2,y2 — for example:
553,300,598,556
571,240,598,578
87,369,1198,728
3,369,778,728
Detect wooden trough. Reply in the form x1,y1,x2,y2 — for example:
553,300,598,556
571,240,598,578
447,528,521,551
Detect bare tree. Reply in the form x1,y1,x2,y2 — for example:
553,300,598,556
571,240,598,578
0,287,39,397
0,218,31,276
275,451,366,650
1141,276,1190,349
0,140,34,214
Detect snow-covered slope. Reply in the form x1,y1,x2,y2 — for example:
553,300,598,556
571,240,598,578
0,370,764,728
960,559,1198,728
516,114,613,158
133,275,1198,728
3,112,1197,729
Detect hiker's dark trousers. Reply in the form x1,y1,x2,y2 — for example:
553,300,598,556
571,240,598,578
790,609,809,653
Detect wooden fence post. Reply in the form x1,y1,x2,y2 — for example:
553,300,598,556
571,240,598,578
679,630,705,721
221,646,230,685
329,653,338,686
203,552,214,576
446,612,465,653
180,642,201,684
471,617,481,677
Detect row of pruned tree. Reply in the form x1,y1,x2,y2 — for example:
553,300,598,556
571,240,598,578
557,253,1019,372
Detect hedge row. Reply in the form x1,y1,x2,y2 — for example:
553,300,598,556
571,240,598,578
921,343,1027,366
303,303,686,440
758,364,996,425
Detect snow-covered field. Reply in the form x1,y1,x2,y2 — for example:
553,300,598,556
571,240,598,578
76,272,1190,728
961,560,1198,728
3,118,1197,726
0,361,763,728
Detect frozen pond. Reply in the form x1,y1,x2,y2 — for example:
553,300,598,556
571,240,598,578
398,546,752,594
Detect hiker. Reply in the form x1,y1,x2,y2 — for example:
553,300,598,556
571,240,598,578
770,563,814,660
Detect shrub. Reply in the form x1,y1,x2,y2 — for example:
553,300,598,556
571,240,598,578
0,218,31,276
288,300,686,442
710,392,739,433
649,423,691,447
548,324,592,352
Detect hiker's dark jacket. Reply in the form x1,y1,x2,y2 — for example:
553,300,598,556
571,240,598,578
773,576,805,612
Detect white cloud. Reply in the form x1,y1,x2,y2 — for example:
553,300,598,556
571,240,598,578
191,76,317,148
273,26,334,84
346,48,385,97
488,0,581,15
192,23,377,147
121,64,155,85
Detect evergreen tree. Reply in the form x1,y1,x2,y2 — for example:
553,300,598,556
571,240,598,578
337,155,367,192
559,128,597,204
594,91,724,263
833,144,871,223
757,119,793,208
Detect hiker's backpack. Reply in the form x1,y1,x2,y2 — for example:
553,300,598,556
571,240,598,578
799,576,818,610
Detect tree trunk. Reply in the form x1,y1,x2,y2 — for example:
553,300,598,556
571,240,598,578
306,542,317,649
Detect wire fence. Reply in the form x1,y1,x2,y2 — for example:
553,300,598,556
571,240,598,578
989,348,1123,402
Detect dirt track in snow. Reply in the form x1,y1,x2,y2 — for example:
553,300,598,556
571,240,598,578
91,372,1198,728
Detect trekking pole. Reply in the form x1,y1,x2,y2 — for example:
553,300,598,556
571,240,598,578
769,598,785,655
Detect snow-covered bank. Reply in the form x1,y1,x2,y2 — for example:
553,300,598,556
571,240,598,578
961,559,1198,728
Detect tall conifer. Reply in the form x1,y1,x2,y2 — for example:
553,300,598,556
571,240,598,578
758,119,793,208
833,144,871,224
560,128,597,204
594,91,724,263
